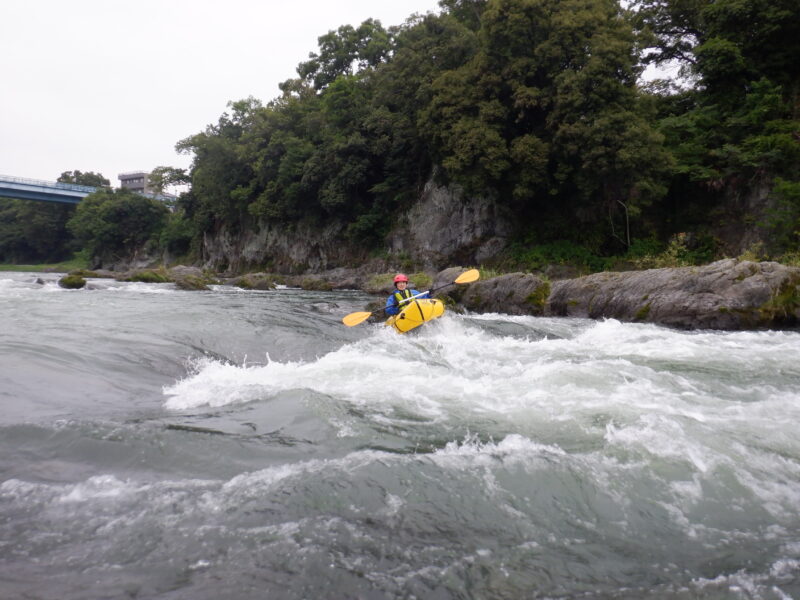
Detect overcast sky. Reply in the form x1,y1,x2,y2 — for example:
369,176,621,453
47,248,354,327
1,0,442,187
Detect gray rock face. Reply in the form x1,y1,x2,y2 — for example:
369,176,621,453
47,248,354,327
546,259,800,329
167,266,205,280
202,177,513,274
387,179,512,269
460,273,550,315
432,269,550,316
429,260,800,330
202,219,361,274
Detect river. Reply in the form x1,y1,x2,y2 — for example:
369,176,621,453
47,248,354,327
1,271,798,599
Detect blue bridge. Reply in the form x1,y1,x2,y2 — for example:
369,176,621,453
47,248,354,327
0,175,98,204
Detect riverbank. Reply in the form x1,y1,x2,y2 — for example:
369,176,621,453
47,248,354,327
0,258,88,273
11,258,797,331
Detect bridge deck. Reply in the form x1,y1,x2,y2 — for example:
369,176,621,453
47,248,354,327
0,175,97,204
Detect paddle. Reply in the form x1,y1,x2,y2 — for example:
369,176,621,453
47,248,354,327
342,269,480,327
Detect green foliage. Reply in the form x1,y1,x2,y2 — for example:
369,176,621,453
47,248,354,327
478,267,502,280
777,252,800,268
176,97,261,231
758,274,800,323
367,271,432,292
58,170,110,187
761,179,800,252
67,188,169,262
637,0,800,257
504,239,609,272
148,166,190,195
159,210,195,257
0,198,76,263
168,0,800,265
298,19,393,90
422,0,671,238
629,232,715,268
525,280,550,309
737,242,767,263
0,252,89,273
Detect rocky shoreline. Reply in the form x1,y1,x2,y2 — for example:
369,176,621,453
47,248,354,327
58,259,800,331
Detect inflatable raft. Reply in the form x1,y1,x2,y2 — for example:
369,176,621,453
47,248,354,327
386,298,445,333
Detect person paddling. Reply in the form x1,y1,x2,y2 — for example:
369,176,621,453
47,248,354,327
385,274,430,316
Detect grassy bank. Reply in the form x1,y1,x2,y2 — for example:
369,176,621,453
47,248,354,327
0,255,89,273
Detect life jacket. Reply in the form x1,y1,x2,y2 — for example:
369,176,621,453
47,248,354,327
392,288,413,309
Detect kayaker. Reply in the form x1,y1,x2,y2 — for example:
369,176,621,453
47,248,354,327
385,274,430,316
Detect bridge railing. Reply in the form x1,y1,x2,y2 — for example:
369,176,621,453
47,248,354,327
0,174,98,193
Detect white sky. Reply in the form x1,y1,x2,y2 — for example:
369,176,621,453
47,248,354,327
1,0,442,187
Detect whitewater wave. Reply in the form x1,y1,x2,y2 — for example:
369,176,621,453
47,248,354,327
163,316,800,419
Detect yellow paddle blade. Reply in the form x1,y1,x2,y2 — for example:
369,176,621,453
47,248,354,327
342,311,372,327
454,268,480,284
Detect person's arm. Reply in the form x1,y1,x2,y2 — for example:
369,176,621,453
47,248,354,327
385,295,398,315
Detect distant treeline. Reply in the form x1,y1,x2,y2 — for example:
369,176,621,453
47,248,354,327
3,0,799,269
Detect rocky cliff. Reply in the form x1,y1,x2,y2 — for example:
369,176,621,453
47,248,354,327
202,218,365,274
386,178,512,269
202,177,512,274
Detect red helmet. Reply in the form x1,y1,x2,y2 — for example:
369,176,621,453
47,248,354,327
393,273,409,284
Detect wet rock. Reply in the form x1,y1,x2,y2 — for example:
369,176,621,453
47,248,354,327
297,277,333,291
229,273,276,290
118,269,170,283
172,267,220,291
173,275,212,291
91,269,117,279
546,259,800,330
58,274,86,289
460,272,550,316
432,267,470,300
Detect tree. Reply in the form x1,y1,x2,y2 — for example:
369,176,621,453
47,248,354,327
67,188,169,264
176,98,261,232
58,170,110,187
0,199,75,263
298,19,393,90
438,0,490,30
633,0,800,255
423,0,670,248
148,166,190,196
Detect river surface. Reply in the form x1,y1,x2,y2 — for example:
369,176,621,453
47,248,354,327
1,271,799,599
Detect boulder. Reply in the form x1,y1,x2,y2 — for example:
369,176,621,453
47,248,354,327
173,275,212,291
58,274,86,289
118,269,170,283
546,259,800,329
460,273,550,315
229,273,276,290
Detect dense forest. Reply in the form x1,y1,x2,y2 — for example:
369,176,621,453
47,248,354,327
2,0,798,271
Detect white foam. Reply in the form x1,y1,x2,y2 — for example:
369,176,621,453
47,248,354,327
58,475,133,502
103,282,176,294
163,316,800,432
434,432,565,460
160,315,800,523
